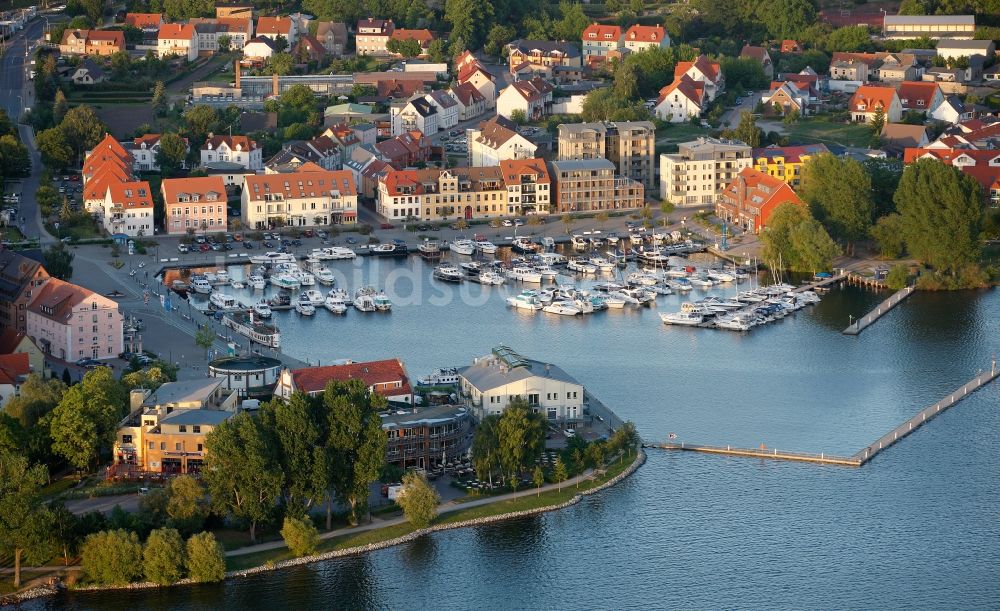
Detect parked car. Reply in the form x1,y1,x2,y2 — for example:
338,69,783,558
316,230,327,238
346,236,357,244
75,357,93,366
211,243,223,251
198,244,210,252
291,239,302,247
380,223,394,229
302,229,314,238
263,241,274,248
243,241,254,249
502,219,513,227
177,243,189,253
513,218,524,226
223,243,233,250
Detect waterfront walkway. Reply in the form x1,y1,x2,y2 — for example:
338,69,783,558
793,272,849,293
648,361,999,468
843,286,914,335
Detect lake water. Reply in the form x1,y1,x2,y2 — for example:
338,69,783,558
44,254,1000,609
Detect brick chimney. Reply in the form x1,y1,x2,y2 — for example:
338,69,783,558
234,60,241,89
272,73,279,97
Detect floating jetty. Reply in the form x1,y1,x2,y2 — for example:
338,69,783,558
843,286,914,335
646,441,860,467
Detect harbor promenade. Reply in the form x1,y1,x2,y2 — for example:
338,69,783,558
843,286,914,335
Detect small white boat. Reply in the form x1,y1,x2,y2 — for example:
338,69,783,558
300,289,324,306
418,241,442,258
209,292,240,311
248,274,267,290
567,259,597,274
660,311,705,326
543,300,582,316
534,265,559,280
314,267,336,285
570,235,588,250
538,252,567,266
250,251,296,265
705,269,736,282
190,276,212,294
311,246,356,260
602,294,627,309
689,276,714,289
608,290,639,306
373,292,392,312
478,270,505,285
475,240,497,254
324,290,348,314
507,266,543,283
295,301,316,316
214,269,230,284
353,287,377,312
433,266,464,282
715,317,752,331
299,273,316,286
252,300,272,318
230,281,245,290
271,273,299,290
588,257,615,273
626,272,658,286
449,239,476,256
506,291,543,310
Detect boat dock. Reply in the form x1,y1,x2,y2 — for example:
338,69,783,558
792,272,849,293
842,286,914,335
647,359,998,468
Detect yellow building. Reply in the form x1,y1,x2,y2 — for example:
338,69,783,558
750,144,829,188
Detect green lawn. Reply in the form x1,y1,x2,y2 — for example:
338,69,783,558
0,226,26,242
783,118,873,148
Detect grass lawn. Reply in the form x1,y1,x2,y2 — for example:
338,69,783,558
40,476,77,499
0,226,26,242
45,219,102,241
783,118,873,148
656,123,709,146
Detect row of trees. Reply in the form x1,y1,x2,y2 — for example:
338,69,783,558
81,528,224,586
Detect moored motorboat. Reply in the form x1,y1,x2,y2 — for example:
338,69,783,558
433,265,464,282
299,289,324,306
543,300,582,316
507,266,543,283
506,290,542,310
449,239,476,255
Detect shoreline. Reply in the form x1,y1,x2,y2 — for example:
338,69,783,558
3,450,646,605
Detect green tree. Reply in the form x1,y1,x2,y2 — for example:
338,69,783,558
484,24,517,57
151,81,168,117
868,105,886,148
386,37,423,58
36,127,74,169
185,532,225,582
720,57,767,93
156,132,188,177
496,398,544,489
182,105,219,141
0,452,53,589
81,529,144,586
263,393,327,519
870,213,906,259
323,380,388,525
613,61,639,101
166,474,209,535
755,0,816,40
471,413,501,485
886,264,911,290
143,528,186,585
553,0,590,40
894,159,983,276
533,465,545,496
43,242,75,280
49,501,81,566
510,109,527,125
269,52,294,76
194,324,214,357
121,366,172,393
204,412,282,542
397,471,440,528
553,457,568,491
0,134,29,178
49,367,127,473
789,217,840,273
445,0,494,53
660,200,674,227
730,111,761,148
272,34,289,53
561,213,572,234
280,516,318,557
761,203,809,269
863,158,904,217
799,154,873,253
825,26,875,53
53,89,69,124
60,105,106,164
427,39,446,63
217,34,231,53
4,374,65,428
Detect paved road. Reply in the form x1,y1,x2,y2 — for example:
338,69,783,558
720,89,763,129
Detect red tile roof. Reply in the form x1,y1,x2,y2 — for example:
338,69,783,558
582,23,622,41
0,328,27,354
256,16,292,36
106,180,154,209
508,78,553,102
624,24,666,43
201,134,260,152
450,82,485,106
27,278,104,323
125,13,162,29
457,61,494,84
0,352,29,385
290,359,411,398
896,81,940,111
658,74,705,105
674,55,720,83
740,45,770,63
161,176,227,204
849,85,897,113
391,29,434,44
244,168,356,202
781,40,803,53
87,30,125,44
500,158,551,187
158,23,195,40
902,148,1000,196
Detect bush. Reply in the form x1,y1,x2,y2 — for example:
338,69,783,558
397,471,440,529
885,264,910,290
185,532,226,583
81,529,144,585
143,528,186,585
280,516,319,557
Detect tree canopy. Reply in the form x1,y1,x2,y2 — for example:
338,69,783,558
49,368,127,472
761,203,839,272
799,154,874,251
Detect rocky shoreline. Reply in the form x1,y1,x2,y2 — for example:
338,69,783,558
2,451,645,606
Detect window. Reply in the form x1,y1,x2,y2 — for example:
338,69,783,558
197,444,203,452
193,425,201,433
175,443,182,451
160,442,166,450
179,425,187,433
122,434,132,444
148,441,154,449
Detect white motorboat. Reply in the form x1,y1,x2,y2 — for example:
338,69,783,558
573,297,594,314
314,267,336,285
230,281,245,290
570,235,588,250
567,259,597,274
324,290,348,314
418,368,461,386
630,233,645,246
543,300,582,316
270,273,299,290
586,295,608,311
689,276,714,289
538,252,567,266
592,281,625,293
209,292,240,311
449,239,476,255
190,276,213,294
311,246,356,260
478,270,505,285
460,262,482,276
669,279,693,292
542,236,556,251
214,269,230,284
507,266,543,283
433,266,464,282
373,292,392,311
295,300,316,316
418,241,442,259
588,256,615,273
299,272,316,286
300,289,324,306
248,274,267,290
534,265,559,280
608,290,639,306
715,316,752,331
506,291,543,310
250,251,296,265
222,311,280,348
475,240,497,254
638,250,669,266
536,289,555,304
798,290,821,303
353,287,377,312
252,300,272,318
622,287,655,306
650,283,674,295
660,311,705,326
602,294,627,309
202,272,217,284
626,272,658,286
705,269,736,282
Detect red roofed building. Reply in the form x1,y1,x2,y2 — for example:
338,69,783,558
740,45,774,79
781,40,804,53
375,78,425,100
903,148,1000,206
158,23,198,60
256,16,296,45
496,77,554,121
655,74,705,122
355,18,394,55
457,61,497,109
162,176,228,235
200,134,263,171
276,359,413,404
624,24,670,52
374,130,432,169
896,81,944,115
500,158,552,215
849,85,902,123
0,328,45,376
715,167,805,232
449,82,486,120
0,250,50,334
674,55,723,101
389,29,434,57
26,278,123,362
59,29,125,56
99,180,155,236
581,23,623,63
0,352,30,407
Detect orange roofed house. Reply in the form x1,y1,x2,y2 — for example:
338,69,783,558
903,148,1000,207
59,29,125,56
161,176,229,235
624,24,670,53
241,164,357,229
26,278,123,362
276,358,413,404
581,23,623,65
0,249,50,334
849,85,902,123
715,167,805,232
158,24,197,60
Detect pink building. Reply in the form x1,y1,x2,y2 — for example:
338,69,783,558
26,278,123,361
161,176,229,235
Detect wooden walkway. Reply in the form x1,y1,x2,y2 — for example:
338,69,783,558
647,442,861,466
792,272,849,293
843,286,914,335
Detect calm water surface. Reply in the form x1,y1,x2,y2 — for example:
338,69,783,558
53,255,999,609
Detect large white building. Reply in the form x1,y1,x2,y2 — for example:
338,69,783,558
240,163,358,229
458,346,585,423
467,116,537,167
659,138,752,207
200,134,263,171
390,96,438,137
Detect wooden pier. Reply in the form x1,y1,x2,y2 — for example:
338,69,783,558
792,272,849,293
842,286,914,335
647,442,861,466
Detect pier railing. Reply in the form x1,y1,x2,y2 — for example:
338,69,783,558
843,286,914,335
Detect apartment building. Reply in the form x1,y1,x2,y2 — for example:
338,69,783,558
97,181,155,237
377,166,507,221
623,24,670,53
157,24,197,60
496,78,554,121
715,167,805,233
389,96,438,137
356,18,394,56
557,121,655,192
659,137,753,206
26,278,123,362
200,134,263,171
506,39,582,75
549,158,645,213
58,29,124,56
162,176,229,235
581,24,623,63
500,158,552,215
0,250,49,334
241,164,358,229
467,115,537,167
750,144,829,187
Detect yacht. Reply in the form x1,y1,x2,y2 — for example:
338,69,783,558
450,239,476,255
300,289,324,306
689,276,714,289
190,276,213,294
534,265,559,280
588,256,615,273
638,250,669,267
418,368,461,386
621,287,655,306
270,273,299,290
311,246,356,260
214,269,230,284
477,270,505,285
572,297,594,314
669,278,693,292
252,300,272,319
542,236,556,251
230,281,245,290
538,252,567,267
586,295,608,311
314,267,336,286
626,272,659,286
209,292,240,311
602,293,627,309
433,265,464,283
295,300,316,316
324,289,348,315
543,300,582,316
474,240,498,254
570,235,588,250
511,237,539,254
608,290,640,306
660,310,705,326
567,259,597,274
506,291,543,310
705,269,736,283
459,262,482,276
268,292,292,309
507,266,543,283
250,251,296,265
369,242,408,257
353,287,377,312
299,272,316,286
202,272,217,284
715,316,753,331
373,292,392,311
222,311,280,348
418,240,442,259
592,281,625,293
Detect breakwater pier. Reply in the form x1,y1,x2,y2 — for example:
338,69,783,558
843,286,914,335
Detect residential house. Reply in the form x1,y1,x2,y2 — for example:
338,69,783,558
389,29,434,57
0,353,30,408
113,378,238,475
581,23,623,64
293,35,327,64
125,134,189,173
390,96,439,137
883,14,975,40
903,148,1000,207
256,16,296,46
315,21,348,57
377,167,507,221
124,12,163,35
623,24,670,53
264,135,342,172
26,278,123,362
157,24,198,61
550,158,645,213
499,158,552,215
740,45,773,80
95,180,154,236
557,121,656,192
449,82,486,121
467,115,537,167
762,80,817,116
71,59,105,85
930,95,975,124
654,75,706,122
323,123,361,165
382,404,472,469
216,17,253,48
424,90,459,130
750,144,829,187
241,164,358,228
506,40,582,76
200,134,263,171
674,55,724,101
659,137,753,206
496,78,554,121
276,358,413,403
375,130,432,169
896,81,944,116
0,328,45,378
829,56,872,82
877,52,918,82
59,29,125,56
216,5,254,19
358,158,392,199
715,167,805,232
375,78,426,101
242,36,275,61
458,347,585,423
880,123,929,157
781,40,804,53
936,38,995,61
355,18,394,56
161,176,229,235
0,250,49,334
457,60,498,109
849,85,902,123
